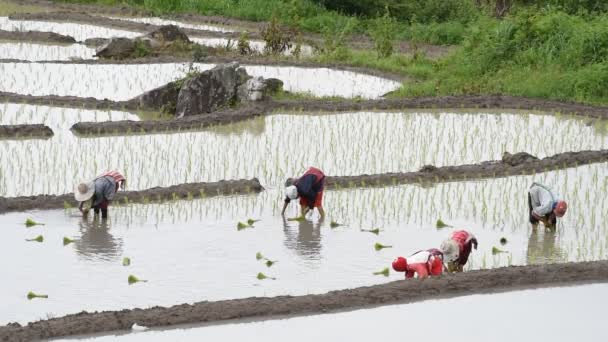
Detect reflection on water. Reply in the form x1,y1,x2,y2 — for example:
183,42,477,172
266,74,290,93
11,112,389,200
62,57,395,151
527,227,566,264
0,42,97,61
283,219,322,261
74,217,123,262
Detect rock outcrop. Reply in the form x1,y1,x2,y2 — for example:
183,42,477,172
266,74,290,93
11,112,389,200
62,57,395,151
95,37,137,59
95,25,191,59
133,62,283,116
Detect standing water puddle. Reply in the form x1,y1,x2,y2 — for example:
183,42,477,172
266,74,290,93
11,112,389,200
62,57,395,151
0,17,140,41
0,62,399,99
1,107,606,196
60,284,608,341
106,16,237,33
0,42,96,61
1,164,606,324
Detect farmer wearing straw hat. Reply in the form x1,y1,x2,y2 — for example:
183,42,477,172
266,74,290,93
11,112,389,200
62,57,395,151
75,171,126,219
440,230,478,272
528,182,567,228
282,167,326,219
392,248,444,279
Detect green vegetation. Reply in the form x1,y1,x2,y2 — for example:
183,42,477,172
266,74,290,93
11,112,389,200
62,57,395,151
63,237,75,246
373,267,390,276
492,246,508,255
361,228,380,235
329,220,343,228
236,221,250,230
27,291,48,300
58,0,608,104
122,257,131,266
374,242,393,251
128,274,147,284
436,219,452,229
256,272,276,280
24,218,44,227
500,237,508,245
26,235,44,243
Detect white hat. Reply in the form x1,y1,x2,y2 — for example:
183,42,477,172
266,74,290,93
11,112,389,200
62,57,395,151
74,181,95,202
440,239,459,262
285,185,298,200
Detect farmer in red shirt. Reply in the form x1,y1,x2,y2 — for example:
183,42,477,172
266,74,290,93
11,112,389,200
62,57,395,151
440,230,478,272
281,167,326,220
392,248,444,279
74,171,126,219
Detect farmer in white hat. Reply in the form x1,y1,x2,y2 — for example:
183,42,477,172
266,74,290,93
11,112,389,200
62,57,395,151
281,167,326,220
75,171,126,219
440,230,478,272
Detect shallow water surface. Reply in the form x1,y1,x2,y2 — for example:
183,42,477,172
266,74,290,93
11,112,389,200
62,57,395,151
106,16,236,33
61,284,608,342
0,62,398,100
1,107,606,196
0,42,96,61
0,17,139,41
1,164,606,324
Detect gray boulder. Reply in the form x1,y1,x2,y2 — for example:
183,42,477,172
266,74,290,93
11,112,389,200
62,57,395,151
95,37,136,59
144,25,190,44
175,62,245,117
263,78,284,94
135,81,180,112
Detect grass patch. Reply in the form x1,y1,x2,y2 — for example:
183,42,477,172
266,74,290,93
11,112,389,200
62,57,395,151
0,2,46,16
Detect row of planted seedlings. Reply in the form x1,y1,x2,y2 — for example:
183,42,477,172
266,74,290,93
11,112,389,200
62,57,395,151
4,161,607,324
2,107,606,197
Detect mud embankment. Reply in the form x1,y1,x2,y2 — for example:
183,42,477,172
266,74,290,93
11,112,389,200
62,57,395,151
68,95,608,135
0,124,53,139
0,29,76,44
324,150,608,189
0,178,263,214
1,260,607,341
0,91,135,110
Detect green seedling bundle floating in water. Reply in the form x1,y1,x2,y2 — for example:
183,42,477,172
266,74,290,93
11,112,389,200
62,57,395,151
128,274,147,285
257,272,276,280
374,243,393,251
256,252,277,267
24,218,44,227
247,218,260,226
122,257,131,266
361,228,380,235
63,237,75,246
26,235,44,243
330,220,343,228
373,267,390,277
287,216,305,222
492,246,508,255
500,237,508,245
27,291,48,300
436,219,452,229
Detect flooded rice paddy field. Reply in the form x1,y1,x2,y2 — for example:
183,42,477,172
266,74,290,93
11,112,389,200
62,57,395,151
105,16,237,33
1,163,606,324
64,283,607,342
0,62,399,99
1,105,606,196
0,41,96,61
0,16,140,41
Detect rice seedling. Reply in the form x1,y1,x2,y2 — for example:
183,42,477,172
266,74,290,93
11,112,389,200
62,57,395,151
247,218,260,226
128,275,147,285
122,257,131,266
63,237,75,246
500,237,508,245
265,260,277,267
492,246,508,255
361,228,380,235
374,243,393,251
373,267,390,277
436,218,452,229
256,252,265,260
287,216,305,222
236,221,250,230
26,235,44,243
24,218,44,227
27,291,48,300
256,272,276,280
330,220,343,228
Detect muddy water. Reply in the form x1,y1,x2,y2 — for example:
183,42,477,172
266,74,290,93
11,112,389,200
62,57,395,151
0,42,96,61
0,62,398,99
106,16,236,33
1,109,606,196
0,17,139,41
63,284,608,342
1,164,607,324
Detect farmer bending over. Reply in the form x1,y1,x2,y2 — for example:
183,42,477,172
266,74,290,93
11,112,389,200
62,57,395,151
440,230,478,272
528,182,567,229
75,171,126,219
392,248,444,279
281,167,326,219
